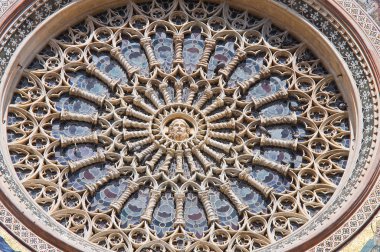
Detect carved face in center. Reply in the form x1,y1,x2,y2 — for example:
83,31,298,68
168,119,190,141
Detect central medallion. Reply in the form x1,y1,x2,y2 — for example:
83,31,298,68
150,103,207,150
167,118,191,141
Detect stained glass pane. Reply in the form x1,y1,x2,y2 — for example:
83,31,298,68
151,192,175,237
184,192,208,238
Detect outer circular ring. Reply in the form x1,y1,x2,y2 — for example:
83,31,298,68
0,0,378,251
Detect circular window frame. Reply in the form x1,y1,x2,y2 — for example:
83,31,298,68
0,0,378,251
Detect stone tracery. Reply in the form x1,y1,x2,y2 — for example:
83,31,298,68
5,0,352,251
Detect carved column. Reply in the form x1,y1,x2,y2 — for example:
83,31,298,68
175,82,182,103
125,106,152,122
192,147,212,171
140,37,160,69
194,89,213,109
60,133,99,148
68,150,105,173
159,148,175,174
198,190,219,224
60,110,98,125
69,86,106,106
126,137,153,150
186,84,199,105
219,183,248,214
174,192,186,227
86,63,121,90
175,150,184,175
260,136,298,151
219,49,246,78
252,154,289,176
252,88,288,110
123,129,150,140
238,169,273,197
136,143,159,161
110,47,139,77
146,147,165,169
144,88,163,108
173,34,184,66
133,95,157,114
206,107,232,123
185,148,199,174
201,143,224,162
123,117,150,129
141,189,161,223
208,119,235,130
202,96,224,115
260,112,297,126
205,138,232,153
239,67,271,92
159,83,171,104
208,131,235,142
86,168,121,195
197,38,216,69
111,181,140,213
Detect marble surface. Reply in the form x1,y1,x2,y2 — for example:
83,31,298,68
356,0,380,24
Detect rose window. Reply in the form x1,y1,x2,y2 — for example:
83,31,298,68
5,1,352,251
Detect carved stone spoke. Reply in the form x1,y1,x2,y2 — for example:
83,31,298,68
69,86,106,106
68,150,105,173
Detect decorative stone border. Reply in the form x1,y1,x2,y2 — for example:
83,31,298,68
0,201,59,252
0,0,378,251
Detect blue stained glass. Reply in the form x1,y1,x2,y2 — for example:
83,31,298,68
151,192,175,237
256,125,294,140
209,188,239,229
334,118,350,131
261,147,293,164
152,27,174,73
7,129,23,142
7,112,24,125
17,77,34,89
9,151,26,164
119,187,150,228
245,75,288,100
250,166,291,193
227,55,265,88
184,192,208,238
53,144,98,166
335,134,350,148
120,37,150,76
183,27,204,73
260,147,303,169
89,178,129,211
11,93,28,104
331,156,347,169
325,172,342,185
53,94,98,114
255,122,312,142
207,39,236,79
67,71,111,97
52,121,93,139
66,162,115,191
229,179,269,214
91,52,129,83
252,101,291,118
182,160,191,178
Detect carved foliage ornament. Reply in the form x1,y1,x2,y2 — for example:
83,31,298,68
5,0,352,251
